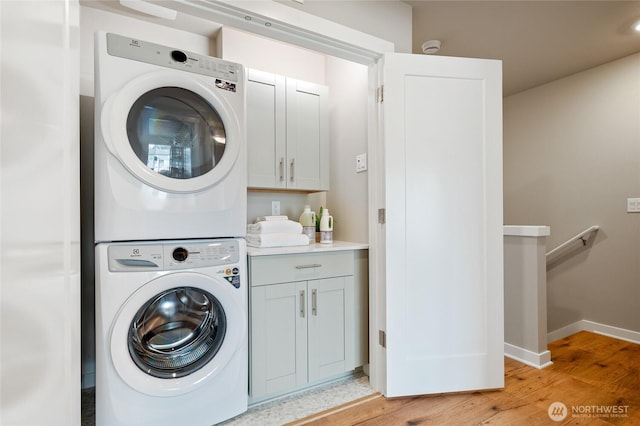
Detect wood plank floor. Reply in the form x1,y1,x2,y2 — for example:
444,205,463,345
286,331,640,425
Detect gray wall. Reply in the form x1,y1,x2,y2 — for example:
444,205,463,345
504,52,640,334
325,56,369,244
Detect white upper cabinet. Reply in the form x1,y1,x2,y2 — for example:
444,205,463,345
246,69,286,188
247,69,329,191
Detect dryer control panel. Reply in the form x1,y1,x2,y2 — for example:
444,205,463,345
108,239,240,272
106,32,240,83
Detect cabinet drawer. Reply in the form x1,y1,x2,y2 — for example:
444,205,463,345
250,251,354,286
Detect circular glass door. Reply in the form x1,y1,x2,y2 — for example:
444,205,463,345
110,271,246,397
100,70,242,193
126,88,227,181
128,286,226,379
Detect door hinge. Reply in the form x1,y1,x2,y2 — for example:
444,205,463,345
378,208,385,225
376,85,384,103
379,330,386,348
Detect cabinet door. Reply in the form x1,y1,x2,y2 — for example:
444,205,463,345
286,78,329,191
247,69,286,188
307,276,355,382
250,281,307,398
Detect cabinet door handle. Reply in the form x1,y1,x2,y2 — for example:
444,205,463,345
312,288,317,316
279,157,285,182
295,264,322,269
300,290,305,318
290,158,295,182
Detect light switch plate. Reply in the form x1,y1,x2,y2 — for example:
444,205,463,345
627,198,640,213
356,153,367,172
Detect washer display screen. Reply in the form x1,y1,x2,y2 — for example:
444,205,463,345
128,286,226,378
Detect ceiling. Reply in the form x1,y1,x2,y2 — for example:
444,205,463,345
407,1,640,96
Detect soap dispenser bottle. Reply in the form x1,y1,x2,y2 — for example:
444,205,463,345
319,208,333,244
299,205,316,242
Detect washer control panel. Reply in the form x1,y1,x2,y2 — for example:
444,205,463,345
108,239,240,272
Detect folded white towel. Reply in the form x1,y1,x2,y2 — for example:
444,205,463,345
247,220,303,234
246,233,310,248
255,215,288,222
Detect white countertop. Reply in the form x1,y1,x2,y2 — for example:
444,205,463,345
503,225,550,237
247,240,369,256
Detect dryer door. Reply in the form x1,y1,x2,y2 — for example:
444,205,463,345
100,70,242,193
110,272,246,397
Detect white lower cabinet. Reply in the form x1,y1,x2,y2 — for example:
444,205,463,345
249,251,357,400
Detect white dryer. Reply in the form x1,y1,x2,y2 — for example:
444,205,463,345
95,238,248,426
94,31,246,242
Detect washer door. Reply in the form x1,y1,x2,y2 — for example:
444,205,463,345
110,272,246,397
100,70,241,193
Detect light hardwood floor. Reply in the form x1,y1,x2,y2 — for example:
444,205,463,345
287,331,640,425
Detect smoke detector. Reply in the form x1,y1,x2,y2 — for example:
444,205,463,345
422,40,441,55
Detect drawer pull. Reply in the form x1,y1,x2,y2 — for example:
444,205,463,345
312,289,317,316
295,264,322,269
300,290,305,318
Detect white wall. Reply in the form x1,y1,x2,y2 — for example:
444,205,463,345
504,52,640,334
1,1,81,424
325,56,369,243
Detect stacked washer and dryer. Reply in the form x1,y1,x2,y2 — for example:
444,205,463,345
94,32,248,426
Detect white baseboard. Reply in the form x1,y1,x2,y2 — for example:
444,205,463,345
504,343,553,369
547,320,640,345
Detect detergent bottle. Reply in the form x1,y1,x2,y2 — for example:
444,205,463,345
319,208,333,244
299,205,316,242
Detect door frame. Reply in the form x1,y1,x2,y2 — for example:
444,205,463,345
165,0,393,394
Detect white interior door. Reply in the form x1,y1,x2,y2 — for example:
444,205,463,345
377,52,504,397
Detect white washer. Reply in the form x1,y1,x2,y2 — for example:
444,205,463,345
95,238,248,426
94,31,246,242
